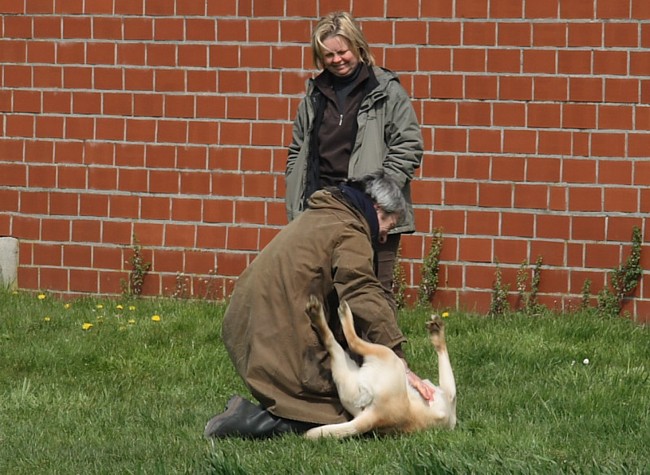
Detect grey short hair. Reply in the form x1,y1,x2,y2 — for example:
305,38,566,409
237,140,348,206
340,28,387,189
352,170,406,219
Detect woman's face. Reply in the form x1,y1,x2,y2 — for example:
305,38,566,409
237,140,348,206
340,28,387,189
321,35,359,77
375,207,399,244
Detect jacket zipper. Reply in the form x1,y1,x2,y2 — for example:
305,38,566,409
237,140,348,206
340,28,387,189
338,114,343,126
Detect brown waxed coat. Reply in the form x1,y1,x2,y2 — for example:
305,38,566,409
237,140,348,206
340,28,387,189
222,189,406,424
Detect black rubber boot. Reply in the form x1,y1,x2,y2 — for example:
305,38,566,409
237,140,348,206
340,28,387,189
203,395,319,439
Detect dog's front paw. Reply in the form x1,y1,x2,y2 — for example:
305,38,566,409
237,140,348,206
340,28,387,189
305,295,323,323
426,314,443,334
337,300,352,322
426,314,445,348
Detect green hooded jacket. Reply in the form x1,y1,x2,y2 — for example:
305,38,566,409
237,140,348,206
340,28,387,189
286,66,424,234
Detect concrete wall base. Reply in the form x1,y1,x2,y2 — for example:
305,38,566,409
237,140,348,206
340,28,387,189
0,237,18,290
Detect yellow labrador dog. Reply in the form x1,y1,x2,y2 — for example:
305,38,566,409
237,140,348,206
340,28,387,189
304,296,457,439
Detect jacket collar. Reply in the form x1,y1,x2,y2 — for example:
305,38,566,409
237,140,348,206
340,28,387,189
338,184,379,242
308,64,390,102
312,63,371,99
307,189,374,241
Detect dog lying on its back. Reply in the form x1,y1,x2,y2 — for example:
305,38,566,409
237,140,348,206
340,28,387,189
304,296,457,439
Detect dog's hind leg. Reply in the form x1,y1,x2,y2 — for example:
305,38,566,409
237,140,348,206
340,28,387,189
305,295,337,350
338,300,408,397
304,408,380,439
306,296,354,370
427,315,457,427
305,296,364,415
337,301,396,361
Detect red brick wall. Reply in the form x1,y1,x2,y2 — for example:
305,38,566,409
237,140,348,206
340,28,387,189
0,0,648,322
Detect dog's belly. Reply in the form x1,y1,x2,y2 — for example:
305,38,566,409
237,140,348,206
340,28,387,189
339,359,409,418
339,381,372,416
406,383,454,429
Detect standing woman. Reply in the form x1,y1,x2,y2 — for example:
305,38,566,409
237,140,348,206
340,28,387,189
286,11,423,312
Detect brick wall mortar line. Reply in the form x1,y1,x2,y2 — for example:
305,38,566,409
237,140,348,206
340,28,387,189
415,204,648,217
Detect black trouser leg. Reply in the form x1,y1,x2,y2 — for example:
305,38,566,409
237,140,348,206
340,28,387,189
374,233,401,315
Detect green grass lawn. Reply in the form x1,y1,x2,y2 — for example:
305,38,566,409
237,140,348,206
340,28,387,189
1,290,648,474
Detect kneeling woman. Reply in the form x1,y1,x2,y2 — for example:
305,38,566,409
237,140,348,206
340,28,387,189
204,170,433,439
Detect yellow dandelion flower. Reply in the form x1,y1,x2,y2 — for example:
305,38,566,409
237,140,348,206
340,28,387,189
44,316,51,322
118,326,127,332
128,319,136,325
116,304,124,310
82,323,94,331
63,303,71,310
96,304,104,310
37,294,46,300
129,305,136,311
12,290,18,295
442,312,450,318
151,315,161,322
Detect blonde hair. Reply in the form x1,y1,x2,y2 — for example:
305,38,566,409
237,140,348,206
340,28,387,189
311,11,375,70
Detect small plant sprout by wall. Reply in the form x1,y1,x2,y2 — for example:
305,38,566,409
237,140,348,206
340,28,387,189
597,226,643,318
516,256,543,315
417,228,444,308
392,246,407,310
581,279,592,310
489,263,510,317
120,235,151,298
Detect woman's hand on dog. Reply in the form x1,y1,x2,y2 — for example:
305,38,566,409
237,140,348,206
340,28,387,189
407,371,435,401
402,360,435,402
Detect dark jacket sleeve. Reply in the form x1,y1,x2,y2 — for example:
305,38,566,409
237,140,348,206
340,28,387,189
330,220,406,350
